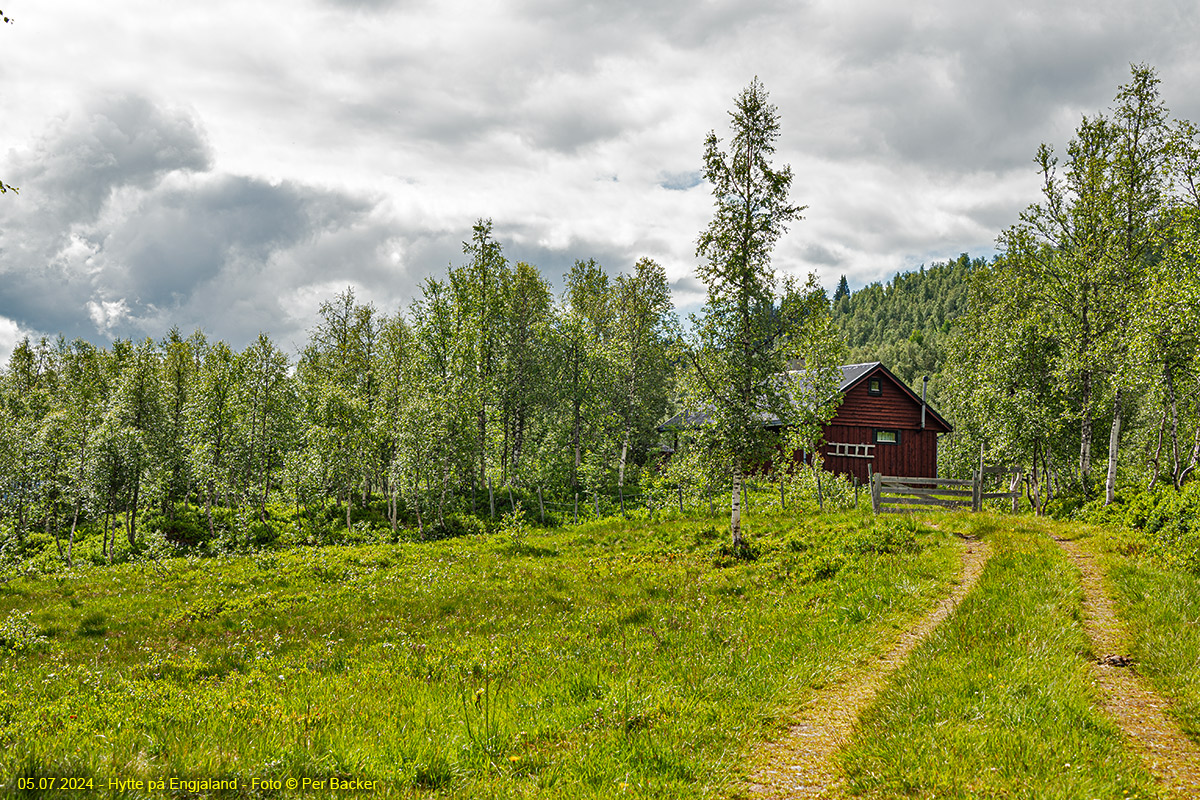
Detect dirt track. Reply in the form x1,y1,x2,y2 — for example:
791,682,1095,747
745,538,991,799
1057,537,1200,800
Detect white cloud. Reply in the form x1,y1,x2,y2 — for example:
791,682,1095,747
0,316,35,368
86,298,130,333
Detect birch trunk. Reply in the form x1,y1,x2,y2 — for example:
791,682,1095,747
1166,366,1181,486
128,481,139,549
1150,402,1167,490
48,507,63,560
1027,458,1040,516
730,460,743,549
412,484,423,539
1079,368,1093,492
618,427,630,488
1104,388,1122,505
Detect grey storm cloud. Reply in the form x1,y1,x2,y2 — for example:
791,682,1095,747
12,94,214,220
0,94,437,348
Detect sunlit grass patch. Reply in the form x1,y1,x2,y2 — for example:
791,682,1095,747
0,510,958,798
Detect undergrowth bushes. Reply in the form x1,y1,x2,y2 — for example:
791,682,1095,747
1076,482,1200,574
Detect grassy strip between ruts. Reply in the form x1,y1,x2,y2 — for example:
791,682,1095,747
838,518,1161,800
0,509,957,799
1098,550,1200,743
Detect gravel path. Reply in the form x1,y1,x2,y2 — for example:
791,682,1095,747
744,538,991,799
1057,537,1200,799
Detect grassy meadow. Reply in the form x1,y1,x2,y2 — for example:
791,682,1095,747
0,507,960,798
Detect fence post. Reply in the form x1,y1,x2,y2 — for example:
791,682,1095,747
871,472,881,513
488,479,495,519
538,486,545,523
1010,470,1022,513
971,470,981,512
573,492,578,525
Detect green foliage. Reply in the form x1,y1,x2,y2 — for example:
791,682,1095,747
499,507,531,548
1077,483,1200,573
940,64,1200,502
0,610,48,653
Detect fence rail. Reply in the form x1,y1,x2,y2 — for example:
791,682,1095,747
872,468,1022,514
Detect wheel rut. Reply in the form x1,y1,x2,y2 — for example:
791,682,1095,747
1056,537,1200,799
744,537,991,799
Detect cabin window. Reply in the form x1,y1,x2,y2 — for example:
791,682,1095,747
874,429,899,445
868,377,882,396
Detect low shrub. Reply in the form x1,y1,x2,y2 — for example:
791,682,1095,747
1079,483,1200,574
0,610,49,653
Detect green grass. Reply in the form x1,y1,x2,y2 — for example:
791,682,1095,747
1101,553,1200,741
0,509,958,798
839,518,1160,800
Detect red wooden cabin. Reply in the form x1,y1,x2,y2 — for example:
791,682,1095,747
809,362,952,483
659,362,952,482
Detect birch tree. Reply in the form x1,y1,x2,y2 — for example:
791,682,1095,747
451,220,509,490
612,257,676,490
692,77,803,548
187,342,238,539
235,334,294,522
498,261,553,486
999,114,1119,494
559,259,615,494
1101,65,1171,504
780,274,846,509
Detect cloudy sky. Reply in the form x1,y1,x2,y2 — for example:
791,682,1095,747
2,0,1198,363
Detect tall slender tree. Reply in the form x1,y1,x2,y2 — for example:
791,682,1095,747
691,78,803,547
612,257,676,490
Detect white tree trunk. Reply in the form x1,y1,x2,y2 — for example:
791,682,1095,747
1105,388,1122,505
730,460,742,549
1079,369,1093,491
618,427,630,488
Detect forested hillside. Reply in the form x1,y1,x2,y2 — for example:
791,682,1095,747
830,252,980,407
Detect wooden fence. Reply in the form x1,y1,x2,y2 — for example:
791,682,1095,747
871,467,1022,514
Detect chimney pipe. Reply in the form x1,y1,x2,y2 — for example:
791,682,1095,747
921,376,928,430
